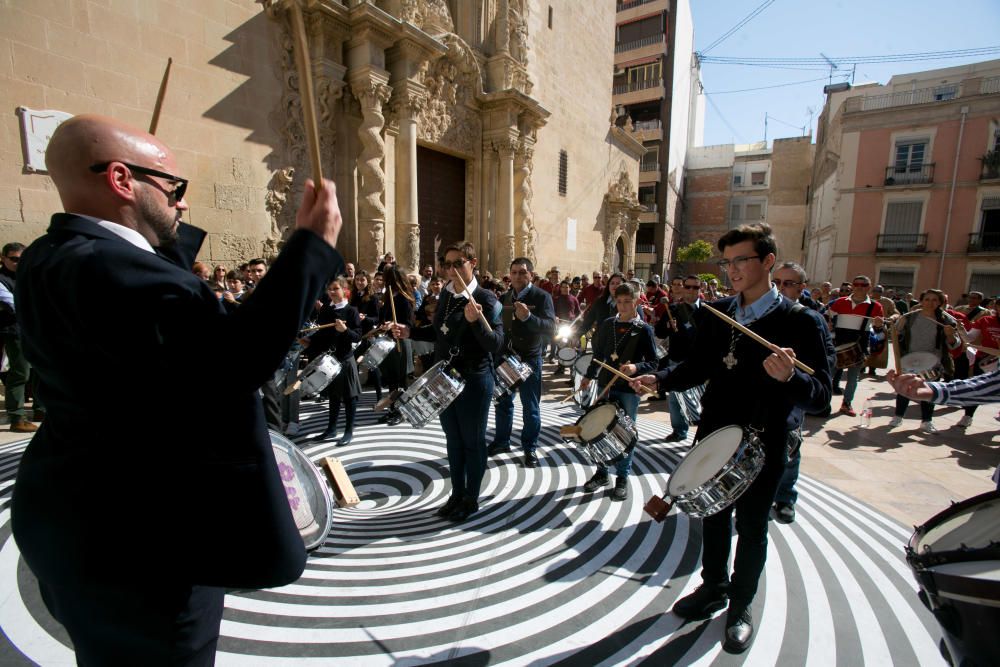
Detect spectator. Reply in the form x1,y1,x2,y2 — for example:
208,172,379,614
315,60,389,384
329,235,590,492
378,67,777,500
0,242,42,432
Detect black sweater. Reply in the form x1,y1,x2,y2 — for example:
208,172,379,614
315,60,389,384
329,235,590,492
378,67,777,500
411,285,505,375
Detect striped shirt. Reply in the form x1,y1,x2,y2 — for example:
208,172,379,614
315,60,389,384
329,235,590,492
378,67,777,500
927,369,1000,406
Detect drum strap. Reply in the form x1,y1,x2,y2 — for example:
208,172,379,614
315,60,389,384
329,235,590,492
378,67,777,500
501,292,516,354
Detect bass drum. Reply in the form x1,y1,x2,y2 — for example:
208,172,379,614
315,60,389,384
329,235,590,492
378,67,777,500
269,430,333,551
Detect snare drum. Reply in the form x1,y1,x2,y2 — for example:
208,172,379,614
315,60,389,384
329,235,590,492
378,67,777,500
905,491,1000,666
269,430,333,551
556,345,578,368
834,341,864,369
572,353,597,409
359,334,395,371
665,426,765,518
977,355,999,374
573,352,594,378
654,339,669,360
493,354,534,402
901,351,943,380
299,353,342,398
562,401,637,466
394,361,466,428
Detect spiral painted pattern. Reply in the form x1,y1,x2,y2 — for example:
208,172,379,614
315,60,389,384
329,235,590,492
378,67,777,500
0,393,947,665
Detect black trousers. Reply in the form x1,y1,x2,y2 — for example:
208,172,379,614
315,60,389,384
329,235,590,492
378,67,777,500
39,579,225,666
699,440,786,605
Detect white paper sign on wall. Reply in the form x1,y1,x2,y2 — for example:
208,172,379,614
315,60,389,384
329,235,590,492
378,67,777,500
566,217,576,251
17,107,73,173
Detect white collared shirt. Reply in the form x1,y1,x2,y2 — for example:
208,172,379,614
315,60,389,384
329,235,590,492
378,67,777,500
70,213,156,254
446,275,479,297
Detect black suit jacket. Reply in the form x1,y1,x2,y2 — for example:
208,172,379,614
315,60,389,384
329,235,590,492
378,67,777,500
499,284,556,359
12,214,342,590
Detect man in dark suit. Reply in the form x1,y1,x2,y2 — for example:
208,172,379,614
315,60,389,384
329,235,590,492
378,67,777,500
633,223,833,654
490,257,556,467
12,114,344,665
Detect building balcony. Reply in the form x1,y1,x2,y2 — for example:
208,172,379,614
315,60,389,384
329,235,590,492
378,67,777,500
616,0,669,26
981,76,1000,95
876,233,928,253
968,232,1000,253
630,118,663,142
884,164,934,186
640,160,660,172
614,35,666,65
639,210,659,223
843,84,963,113
613,79,665,105
981,156,1000,181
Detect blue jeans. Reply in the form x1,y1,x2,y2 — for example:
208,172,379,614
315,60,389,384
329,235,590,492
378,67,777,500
774,429,803,505
597,390,640,478
493,355,543,453
842,365,862,405
440,371,494,500
668,392,688,437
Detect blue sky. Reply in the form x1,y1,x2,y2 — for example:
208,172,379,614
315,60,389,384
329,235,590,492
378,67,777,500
690,0,1000,147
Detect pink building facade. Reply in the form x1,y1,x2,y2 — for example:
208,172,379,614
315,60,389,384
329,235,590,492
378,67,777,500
806,60,1000,299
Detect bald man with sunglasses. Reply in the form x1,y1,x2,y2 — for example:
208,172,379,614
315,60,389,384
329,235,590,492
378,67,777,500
12,115,344,664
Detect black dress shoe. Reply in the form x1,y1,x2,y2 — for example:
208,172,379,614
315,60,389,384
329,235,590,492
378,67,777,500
319,428,338,441
436,496,462,518
723,604,754,653
646,394,667,402
672,583,729,620
774,502,795,523
336,431,354,447
488,442,512,457
447,497,479,522
664,432,687,443
832,386,843,395
583,471,611,492
611,476,628,501
523,451,539,468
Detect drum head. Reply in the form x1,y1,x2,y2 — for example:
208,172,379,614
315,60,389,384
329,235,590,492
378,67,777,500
556,346,578,367
574,353,594,376
834,342,859,353
269,430,333,551
901,351,940,374
914,491,1000,558
668,426,744,495
578,402,617,442
836,313,866,330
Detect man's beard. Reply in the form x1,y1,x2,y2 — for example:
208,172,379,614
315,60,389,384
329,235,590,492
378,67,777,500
137,193,180,247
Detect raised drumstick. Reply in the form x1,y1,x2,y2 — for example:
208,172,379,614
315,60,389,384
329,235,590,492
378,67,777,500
451,272,493,334
149,57,172,135
594,359,655,395
289,1,324,189
703,304,815,376
387,285,401,352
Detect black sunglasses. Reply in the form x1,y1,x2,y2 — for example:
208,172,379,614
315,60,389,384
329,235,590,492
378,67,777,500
90,161,188,202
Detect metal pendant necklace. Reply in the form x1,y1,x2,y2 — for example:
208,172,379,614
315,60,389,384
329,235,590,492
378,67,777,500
440,291,465,335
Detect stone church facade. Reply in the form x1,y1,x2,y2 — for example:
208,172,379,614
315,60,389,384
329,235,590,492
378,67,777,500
1,0,644,277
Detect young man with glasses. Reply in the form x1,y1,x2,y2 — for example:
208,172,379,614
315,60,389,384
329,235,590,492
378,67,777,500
828,275,885,416
12,115,345,663
632,223,833,654
490,257,555,467
0,242,43,432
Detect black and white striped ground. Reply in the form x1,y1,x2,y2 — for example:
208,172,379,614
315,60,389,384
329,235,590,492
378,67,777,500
0,392,946,665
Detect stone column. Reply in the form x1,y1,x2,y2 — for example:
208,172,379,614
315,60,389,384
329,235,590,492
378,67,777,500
495,137,517,273
391,89,425,274
514,143,535,264
479,142,495,269
351,76,392,270
625,217,640,273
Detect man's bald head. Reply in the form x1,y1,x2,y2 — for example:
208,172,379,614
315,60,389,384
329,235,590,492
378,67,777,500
45,114,187,246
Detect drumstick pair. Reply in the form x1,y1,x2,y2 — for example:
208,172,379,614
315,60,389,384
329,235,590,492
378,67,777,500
703,305,816,376
451,272,494,333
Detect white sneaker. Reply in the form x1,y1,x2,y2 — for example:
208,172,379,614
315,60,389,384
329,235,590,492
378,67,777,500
956,415,973,428
920,421,938,433
285,422,301,436
888,416,902,427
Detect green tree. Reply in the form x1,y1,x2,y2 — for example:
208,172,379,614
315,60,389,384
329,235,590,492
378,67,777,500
674,239,713,263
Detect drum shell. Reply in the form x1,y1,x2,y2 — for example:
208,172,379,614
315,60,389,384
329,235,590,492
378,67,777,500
900,351,944,381
666,426,766,518
564,402,637,466
299,354,342,397
361,335,396,371
269,430,333,551
834,342,863,369
493,354,534,403
396,361,465,428
556,346,578,368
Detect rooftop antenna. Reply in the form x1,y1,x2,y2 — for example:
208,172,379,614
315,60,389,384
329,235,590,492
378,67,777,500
820,52,838,86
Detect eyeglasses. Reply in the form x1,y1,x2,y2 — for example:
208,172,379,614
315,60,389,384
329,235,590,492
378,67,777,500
90,161,188,202
716,255,762,271
852,282,871,288
439,258,467,270
776,280,802,288
3,255,20,263
683,284,700,289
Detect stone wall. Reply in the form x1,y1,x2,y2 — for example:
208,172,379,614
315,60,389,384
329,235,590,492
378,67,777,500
0,0,286,266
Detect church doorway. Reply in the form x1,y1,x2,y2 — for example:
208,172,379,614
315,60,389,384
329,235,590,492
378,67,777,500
613,236,625,272
417,146,466,268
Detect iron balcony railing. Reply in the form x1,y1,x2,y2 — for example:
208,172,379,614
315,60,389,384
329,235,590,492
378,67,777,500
982,161,1000,181
617,0,658,12
981,76,1000,95
613,78,664,95
635,243,656,254
640,201,658,211
640,160,660,172
844,85,961,113
968,232,1000,252
884,164,934,186
633,119,662,131
876,233,928,253
614,34,664,53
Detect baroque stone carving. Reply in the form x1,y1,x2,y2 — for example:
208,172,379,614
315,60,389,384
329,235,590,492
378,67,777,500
509,3,528,64
416,34,484,156
353,79,392,230
407,225,421,272
264,166,296,242
515,146,536,264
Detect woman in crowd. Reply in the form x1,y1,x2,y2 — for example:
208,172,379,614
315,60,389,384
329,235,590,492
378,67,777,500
890,288,962,432
379,266,416,393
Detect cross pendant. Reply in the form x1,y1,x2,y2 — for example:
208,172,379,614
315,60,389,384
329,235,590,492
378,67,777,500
610,353,619,361
441,322,450,335
723,352,737,370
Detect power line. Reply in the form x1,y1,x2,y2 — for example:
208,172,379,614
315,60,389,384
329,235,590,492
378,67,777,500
699,0,777,56
705,74,848,95
700,45,1000,66
704,93,745,144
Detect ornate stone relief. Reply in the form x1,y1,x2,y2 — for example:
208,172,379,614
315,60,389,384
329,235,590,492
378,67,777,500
509,1,528,64
416,34,484,156
262,166,295,258
603,164,642,272
352,79,393,260
515,144,536,264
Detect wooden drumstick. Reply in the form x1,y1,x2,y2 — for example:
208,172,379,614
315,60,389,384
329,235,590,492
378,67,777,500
149,57,172,135
594,359,655,395
451,272,493,334
387,286,401,352
703,304,815,376
289,1,324,189
299,321,339,334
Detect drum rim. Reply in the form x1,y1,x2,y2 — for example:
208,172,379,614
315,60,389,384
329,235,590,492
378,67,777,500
667,426,761,498
906,490,1000,569
269,430,334,551
573,352,594,376
670,445,765,517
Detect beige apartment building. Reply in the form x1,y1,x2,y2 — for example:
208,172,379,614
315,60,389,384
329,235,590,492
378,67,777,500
806,59,1000,297
612,0,700,279
681,137,813,278
1,0,646,277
